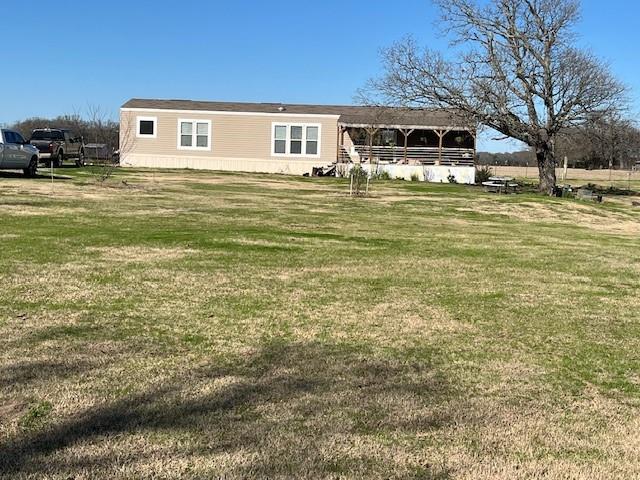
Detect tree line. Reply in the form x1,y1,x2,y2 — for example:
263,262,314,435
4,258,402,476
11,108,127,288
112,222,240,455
8,109,119,159
479,115,640,169
555,115,640,170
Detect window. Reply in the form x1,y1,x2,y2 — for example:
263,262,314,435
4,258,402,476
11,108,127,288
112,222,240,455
271,123,321,157
196,122,208,147
180,122,193,147
274,125,287,154
30,130,64,141
136,116,157,138
139,121,154,136
3,131,26,144
290,126,302,154
177,119,211,150
3,131,17,144
306,126,318,155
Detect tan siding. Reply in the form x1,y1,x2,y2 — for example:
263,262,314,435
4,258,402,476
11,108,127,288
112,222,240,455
120,109,338,174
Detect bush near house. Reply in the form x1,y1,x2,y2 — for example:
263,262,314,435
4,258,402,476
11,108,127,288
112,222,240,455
475,165,493,184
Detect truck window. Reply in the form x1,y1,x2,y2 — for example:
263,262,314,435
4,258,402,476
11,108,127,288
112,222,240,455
4,131,17,144
31,130,64,141
31,131,51,140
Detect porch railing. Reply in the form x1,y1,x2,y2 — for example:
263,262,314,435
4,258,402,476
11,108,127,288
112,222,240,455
338,145,475,166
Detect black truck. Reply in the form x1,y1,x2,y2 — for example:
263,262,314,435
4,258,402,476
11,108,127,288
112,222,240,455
30,128,85,167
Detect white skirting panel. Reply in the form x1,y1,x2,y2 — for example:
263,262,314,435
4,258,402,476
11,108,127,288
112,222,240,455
360,164,476,184
120,154,324,176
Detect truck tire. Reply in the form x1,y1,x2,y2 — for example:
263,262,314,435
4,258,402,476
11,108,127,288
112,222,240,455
53,150,63,168
23,156,38,177
75,149,85,167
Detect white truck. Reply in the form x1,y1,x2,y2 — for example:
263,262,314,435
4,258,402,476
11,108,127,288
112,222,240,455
0,129,39,176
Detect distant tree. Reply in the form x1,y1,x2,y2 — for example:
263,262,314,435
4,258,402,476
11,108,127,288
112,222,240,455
10,106,119,160
556,114,640,169
370,0,627,194
11,115,83,139
477,150,535,167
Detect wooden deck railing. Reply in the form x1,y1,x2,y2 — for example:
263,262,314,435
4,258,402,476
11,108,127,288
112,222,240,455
338,145,475,166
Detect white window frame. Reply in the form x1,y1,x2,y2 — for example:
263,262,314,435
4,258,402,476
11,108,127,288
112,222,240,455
136,116,157,138
177,119,212,151
271,122,321,157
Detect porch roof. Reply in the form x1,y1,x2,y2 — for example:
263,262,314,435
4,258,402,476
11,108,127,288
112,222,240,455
122,98,473,130
337,108,472,130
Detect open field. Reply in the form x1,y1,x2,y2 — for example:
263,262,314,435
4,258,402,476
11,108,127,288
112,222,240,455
487,166,640,190
1,167,639,479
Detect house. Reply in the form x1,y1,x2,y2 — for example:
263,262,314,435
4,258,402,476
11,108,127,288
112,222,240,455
119,99,477,183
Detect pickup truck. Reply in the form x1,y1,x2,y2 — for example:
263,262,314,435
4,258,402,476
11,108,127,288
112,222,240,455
30,128,85,167
0,129,39,176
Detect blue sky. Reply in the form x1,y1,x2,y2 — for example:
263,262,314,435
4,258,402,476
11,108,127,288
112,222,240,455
1,0,637,152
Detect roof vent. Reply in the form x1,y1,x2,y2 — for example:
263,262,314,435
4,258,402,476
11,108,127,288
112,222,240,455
278,106,286,112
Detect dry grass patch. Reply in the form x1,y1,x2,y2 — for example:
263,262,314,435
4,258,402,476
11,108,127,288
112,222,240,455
457,198,640,235
0,204,88,217
86,246,200,263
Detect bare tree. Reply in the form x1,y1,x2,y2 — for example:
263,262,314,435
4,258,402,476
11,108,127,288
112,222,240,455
11,106,120,161
370,0,627,194
117,110,136,165
557,114,640,170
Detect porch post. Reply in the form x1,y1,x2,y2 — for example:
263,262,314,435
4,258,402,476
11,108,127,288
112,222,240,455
404,131,408,164
471,129,477,165
399,128,414,164
436,129,451,165
436,130,443,165
366,127,379,165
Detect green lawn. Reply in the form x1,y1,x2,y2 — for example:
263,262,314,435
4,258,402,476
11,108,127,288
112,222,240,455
1,167,639,479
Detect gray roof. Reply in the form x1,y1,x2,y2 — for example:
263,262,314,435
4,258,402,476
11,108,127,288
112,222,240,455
121,98,472,129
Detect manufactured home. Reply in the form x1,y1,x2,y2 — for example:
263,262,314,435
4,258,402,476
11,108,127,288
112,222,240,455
120,99,477,182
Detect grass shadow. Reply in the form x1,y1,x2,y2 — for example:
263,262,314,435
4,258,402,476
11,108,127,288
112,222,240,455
0,359,94,390
1,340,456,478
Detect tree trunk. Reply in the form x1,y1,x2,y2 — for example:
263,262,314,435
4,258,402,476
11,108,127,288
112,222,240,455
536,143,556,195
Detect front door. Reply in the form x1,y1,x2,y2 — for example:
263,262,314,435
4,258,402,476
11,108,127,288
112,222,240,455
15,132,31,167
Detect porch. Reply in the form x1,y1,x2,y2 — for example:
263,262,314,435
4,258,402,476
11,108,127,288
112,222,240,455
337,125,476,166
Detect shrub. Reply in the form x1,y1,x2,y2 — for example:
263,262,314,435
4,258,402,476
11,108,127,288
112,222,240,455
350,164,369,196
475,165,492,184
372,170,391,180
410,172,420,182
447,172,458,184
